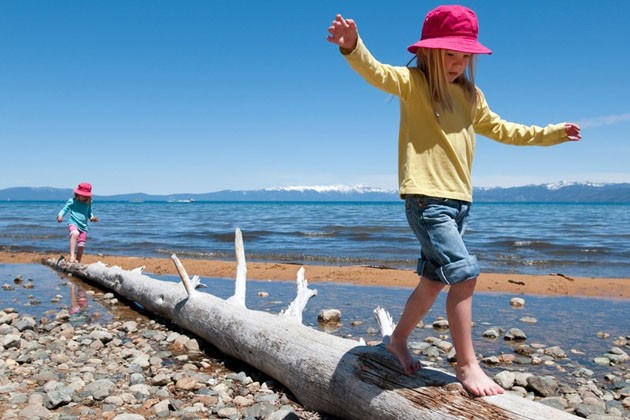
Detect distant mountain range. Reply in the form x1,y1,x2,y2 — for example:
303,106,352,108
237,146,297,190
1,182,629,203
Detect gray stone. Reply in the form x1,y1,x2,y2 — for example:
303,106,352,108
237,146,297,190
593,357,611,365
514,344,534,356
504,328,527,340
9,392,28,404
14,317,36,332
45,385,74,409
421,346,441,358
122,321,138,332
112,414,146,420
574,403,605,417
317,309,341,323
519,317,537,324
130,373,145,385
152,373,171,386
82,379,116,401
482,327,502,339
217,407,239,418
494,371,515,389
255,393,278,403
432,319,449,329
243,402,276,419
153,399,173,415
129,383,152,399
513,372,533,387
2,334,21,349
18,404,51,419
267,409,299,420
527,375,558,397
538,396,568,410
544,346,567,359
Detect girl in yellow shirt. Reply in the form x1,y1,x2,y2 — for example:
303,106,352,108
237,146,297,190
327,5,581,397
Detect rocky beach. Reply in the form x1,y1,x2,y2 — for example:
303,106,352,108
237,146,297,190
0,253,628,419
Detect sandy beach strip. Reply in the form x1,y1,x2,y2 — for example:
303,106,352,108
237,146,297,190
0,251,627,299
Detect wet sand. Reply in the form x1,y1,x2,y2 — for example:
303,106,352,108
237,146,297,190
1,251,628,299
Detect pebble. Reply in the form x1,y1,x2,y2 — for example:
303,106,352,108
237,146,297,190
317,309,341,323
0,307,325,419
1,290,628,419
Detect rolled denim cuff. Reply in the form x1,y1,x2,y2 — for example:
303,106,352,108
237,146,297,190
437,256,480,285
417,258,440,282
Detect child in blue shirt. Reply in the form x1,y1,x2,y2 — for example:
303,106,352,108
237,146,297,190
57,182,99,262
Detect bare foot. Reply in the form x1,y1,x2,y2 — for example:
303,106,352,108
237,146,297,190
385,335,422,375
456,362,504,396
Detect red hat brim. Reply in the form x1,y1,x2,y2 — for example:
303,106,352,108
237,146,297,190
408,37,492,55
74,189,92,197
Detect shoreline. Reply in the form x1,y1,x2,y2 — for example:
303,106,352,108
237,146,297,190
1,251,628,299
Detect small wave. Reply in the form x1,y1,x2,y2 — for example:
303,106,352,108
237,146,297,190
0,233,62,240
579,248,604,254
489,239,555,250
298,231,337,238
154,248,234,260
243,252,415,269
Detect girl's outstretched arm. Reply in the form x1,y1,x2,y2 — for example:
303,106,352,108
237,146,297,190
565,123,581,141
327,14,358,52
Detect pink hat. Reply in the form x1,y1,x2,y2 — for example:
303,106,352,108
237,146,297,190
407,5,492,55
74,182,92,197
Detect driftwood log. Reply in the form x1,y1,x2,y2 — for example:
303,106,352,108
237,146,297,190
43,229,579,420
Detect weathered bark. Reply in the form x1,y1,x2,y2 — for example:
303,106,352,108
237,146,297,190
42,234,579,419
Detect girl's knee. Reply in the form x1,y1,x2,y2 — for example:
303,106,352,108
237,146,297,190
449,277,477,294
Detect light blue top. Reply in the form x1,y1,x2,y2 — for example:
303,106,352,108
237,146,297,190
58,198,94,232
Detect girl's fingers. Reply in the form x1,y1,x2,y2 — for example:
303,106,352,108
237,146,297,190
327,14,356,46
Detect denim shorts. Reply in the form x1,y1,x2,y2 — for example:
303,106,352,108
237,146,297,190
405,195,479,285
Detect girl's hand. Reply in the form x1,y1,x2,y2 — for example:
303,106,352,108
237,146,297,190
91,216,99,222
57,215,63,223
327,14,358,52
565,123,581,141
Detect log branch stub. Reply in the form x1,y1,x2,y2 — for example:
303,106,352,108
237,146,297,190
170,254,196,297
374,305,395,338
280,266,318,323
229,227,247,307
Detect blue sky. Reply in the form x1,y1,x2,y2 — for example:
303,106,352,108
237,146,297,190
1,1,628,195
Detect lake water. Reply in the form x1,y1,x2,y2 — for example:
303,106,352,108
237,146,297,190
1,201,628,278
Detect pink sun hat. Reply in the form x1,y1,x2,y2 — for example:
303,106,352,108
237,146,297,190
407,5,492,55
74,182,92,197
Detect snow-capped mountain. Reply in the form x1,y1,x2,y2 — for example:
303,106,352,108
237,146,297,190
1,182,628,202
543,181,606,191
263,185,394,194
473,181,629,202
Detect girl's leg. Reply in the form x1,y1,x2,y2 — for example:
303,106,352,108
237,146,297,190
446,278,504,396
75,230,87,263
388,277,444,374
76,246,84,263
69,231,79,262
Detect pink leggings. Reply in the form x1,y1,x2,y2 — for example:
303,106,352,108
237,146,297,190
68,225,88,247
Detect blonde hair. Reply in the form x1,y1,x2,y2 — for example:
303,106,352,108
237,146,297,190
416,49,478,113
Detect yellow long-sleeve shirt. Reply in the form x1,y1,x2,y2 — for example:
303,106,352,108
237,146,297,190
343,38,569,202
